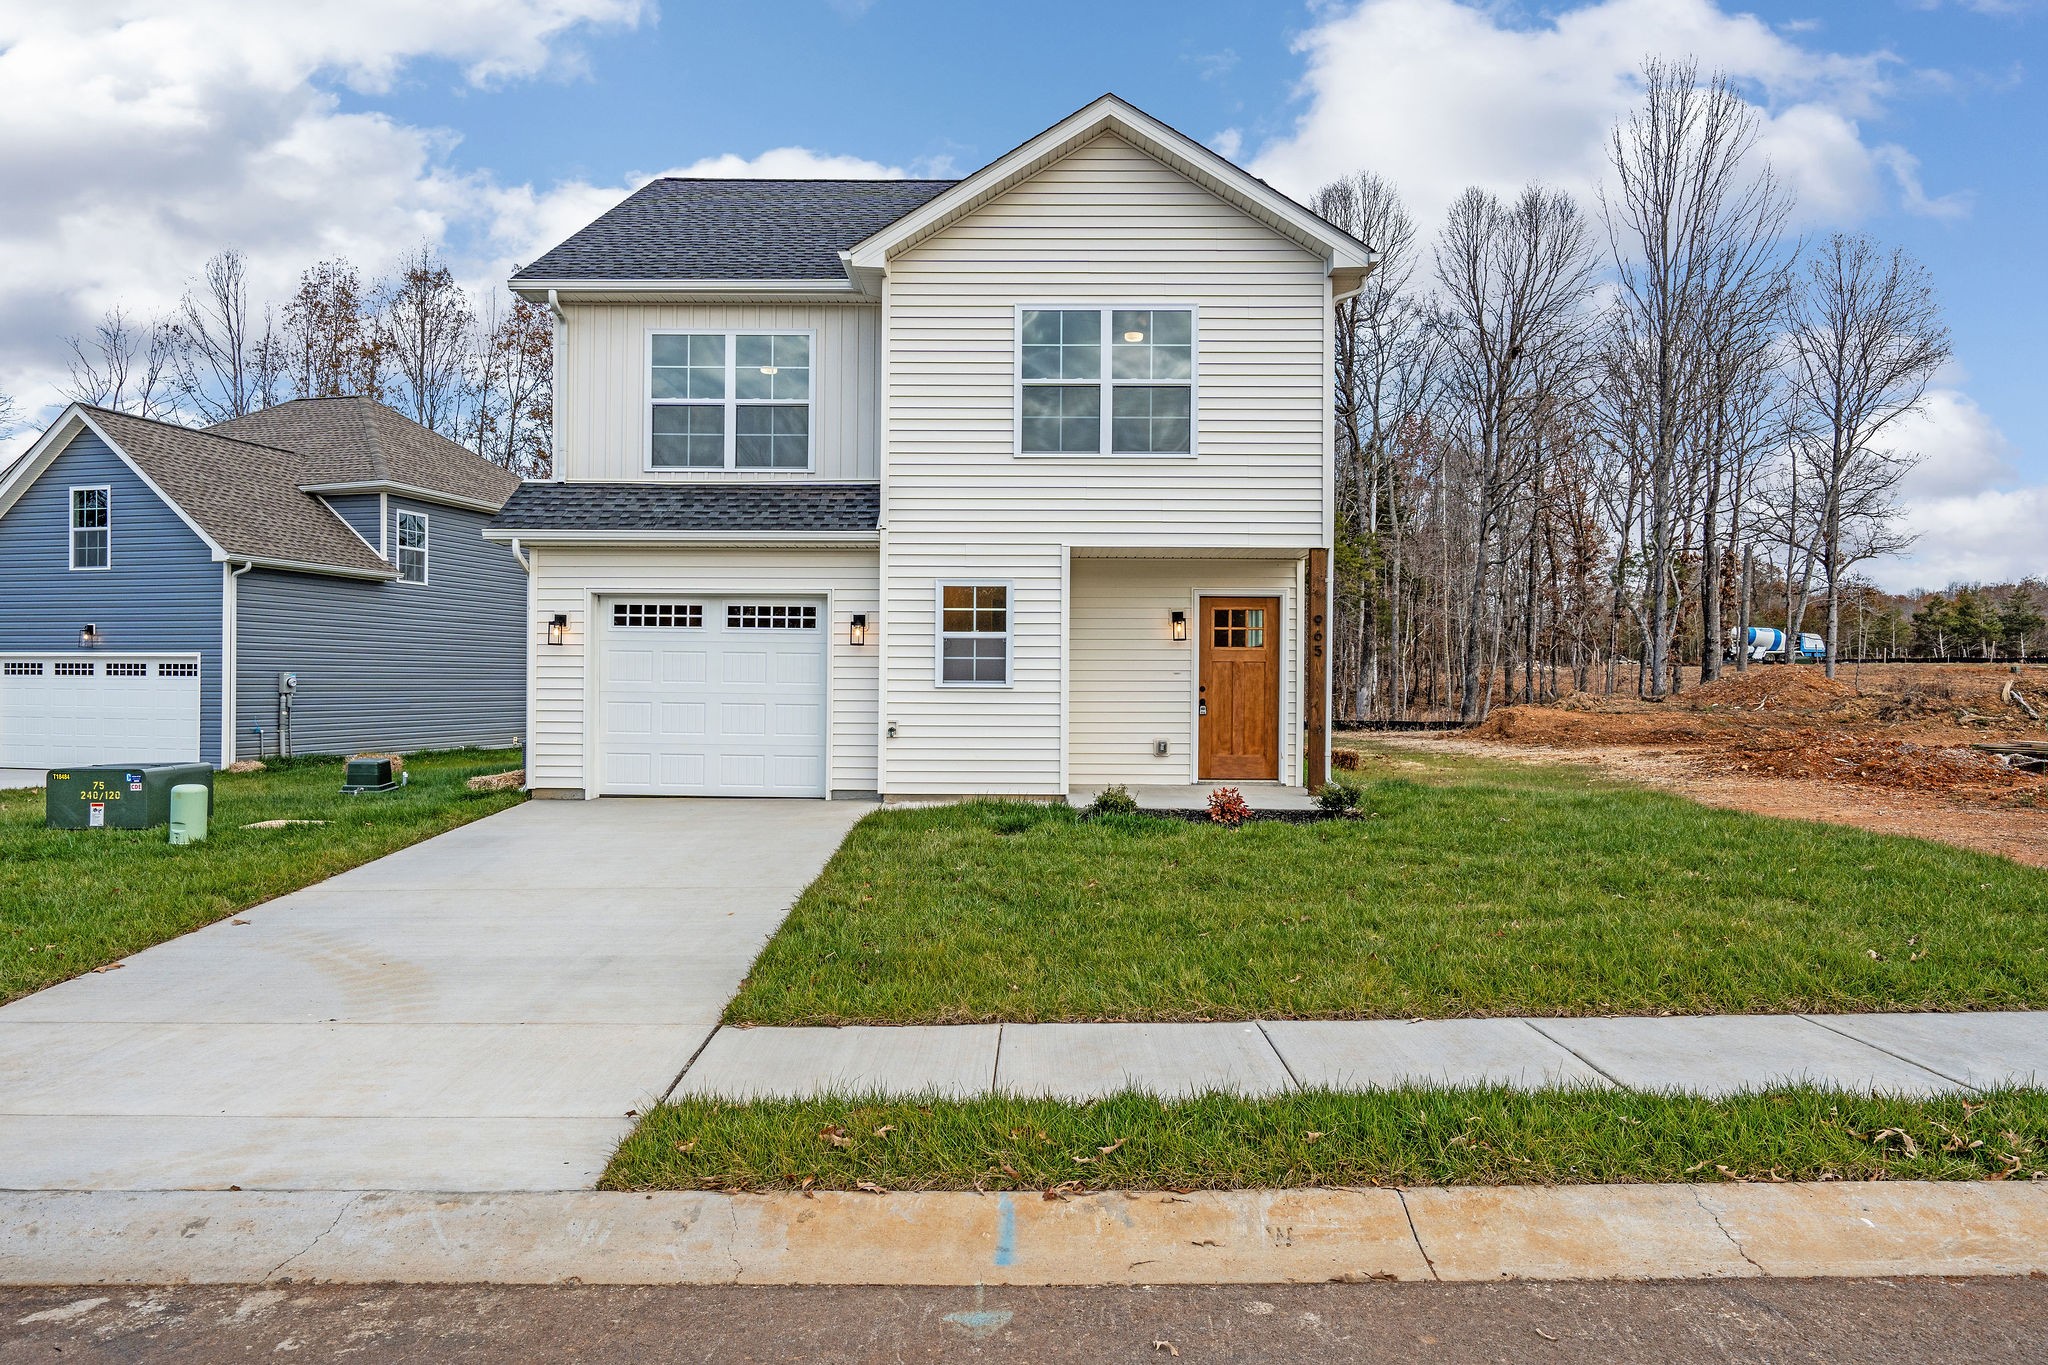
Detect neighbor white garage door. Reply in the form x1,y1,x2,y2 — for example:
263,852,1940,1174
599,598,827,797
0,654,202,768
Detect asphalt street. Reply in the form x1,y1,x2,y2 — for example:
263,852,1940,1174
4,1278,2046,1362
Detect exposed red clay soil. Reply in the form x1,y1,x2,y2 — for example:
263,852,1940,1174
1356,663,2048,868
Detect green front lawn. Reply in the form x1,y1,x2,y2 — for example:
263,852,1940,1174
726,747,2048,1025
0,748,524,1003
605,1088,2048,1191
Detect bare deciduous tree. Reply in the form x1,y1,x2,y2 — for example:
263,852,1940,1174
283,259,385,401
60,306,179,418
384,245,475,434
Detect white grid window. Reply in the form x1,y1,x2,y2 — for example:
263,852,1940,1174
4,661,44,676
938,584,1009,685
55,662,95,677
651,331,812,470
613,603,703,628
158,661,199,677
727,604,817,629
1019,308,1193,455
70,487,110,569
395,511,428,584
105,662,148,677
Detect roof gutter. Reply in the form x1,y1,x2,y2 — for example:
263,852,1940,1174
481,528,880,546
219,553,400,581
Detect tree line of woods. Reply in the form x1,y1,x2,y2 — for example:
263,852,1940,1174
1319,58,1977,723
54,247,553,477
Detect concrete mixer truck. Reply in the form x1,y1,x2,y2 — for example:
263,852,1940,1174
1729,627,1827,663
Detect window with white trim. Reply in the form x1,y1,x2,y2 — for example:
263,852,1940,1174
937,584,1009,685
395,511,428,584
1019,308,1193,455
70,487,110,569
650,330,812,470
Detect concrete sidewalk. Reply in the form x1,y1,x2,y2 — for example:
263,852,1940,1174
675,1012,2048,1101
5,1182,2044,1285
0,797,872,1192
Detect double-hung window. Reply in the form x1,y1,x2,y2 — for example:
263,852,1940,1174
650,330,813,470
70,487,109,570
937,584,1009,686
1018,307,1193,455
395,510,428,584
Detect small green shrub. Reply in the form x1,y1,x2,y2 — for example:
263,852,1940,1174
1313,780,1362,813
1087,785,1140,818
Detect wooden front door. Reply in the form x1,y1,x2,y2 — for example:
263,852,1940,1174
1198,597,1280,780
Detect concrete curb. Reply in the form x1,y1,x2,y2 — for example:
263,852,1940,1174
5,1182,2045,1286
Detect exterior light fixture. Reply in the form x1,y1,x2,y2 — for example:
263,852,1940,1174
547,613,567,646
1170,610,1187,641
80,623,98,648
849,613,868,646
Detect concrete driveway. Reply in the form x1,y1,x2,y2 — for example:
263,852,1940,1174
0,768,43,790
0,797,871,1192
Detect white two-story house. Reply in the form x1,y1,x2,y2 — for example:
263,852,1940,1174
488,95,1371,800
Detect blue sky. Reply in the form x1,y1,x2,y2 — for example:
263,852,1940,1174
0,0,2040,587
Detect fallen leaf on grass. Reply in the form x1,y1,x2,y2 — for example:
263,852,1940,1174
800,1177,815,1199
819,1125,853,1148
1043,1181,1083,1201
1098,1138,1128,1155
91,963,124,974
873,1125,897,1137
673,1140,697,1154
855,1181,888,1195
1303,1131,1324,1144
1073,1156,1096,1165
1871,1127,1921,1158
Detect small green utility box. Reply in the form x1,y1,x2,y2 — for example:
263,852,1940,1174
341,755,401,793
46,764,215,830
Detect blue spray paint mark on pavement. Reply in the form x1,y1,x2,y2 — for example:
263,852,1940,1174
994,1193,1017,1266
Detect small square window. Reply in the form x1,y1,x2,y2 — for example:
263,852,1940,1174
938,584,1009,685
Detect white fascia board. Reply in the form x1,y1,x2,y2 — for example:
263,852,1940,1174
510,278,868,303
842,94,1377,275
236,554,400,581
480,528,879,546
300,480,506,514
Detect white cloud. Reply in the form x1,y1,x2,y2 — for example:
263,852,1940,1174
1870,388,2044,590
1247,0,1940,230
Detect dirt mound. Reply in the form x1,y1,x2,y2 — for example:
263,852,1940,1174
1683,667,1855,713
1702,732,2042,797
1470,705,1706,746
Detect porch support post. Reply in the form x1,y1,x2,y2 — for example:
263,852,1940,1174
1305,547,1330,789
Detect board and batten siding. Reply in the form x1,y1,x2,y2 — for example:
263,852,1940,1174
0,430,225,764
528,545,880,796
1068,557,1301,787
877,131,1333,795
234,497,525,759
557,302,880,483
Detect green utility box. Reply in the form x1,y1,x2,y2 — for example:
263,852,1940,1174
341,755,399,793
46,764,215,830
168,783,210,845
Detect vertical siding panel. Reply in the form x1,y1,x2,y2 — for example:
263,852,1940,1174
0,432,225,764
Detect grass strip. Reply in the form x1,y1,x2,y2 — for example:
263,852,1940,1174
605,1088,2048,1192
726,750,2048,1025
1,747,524,1003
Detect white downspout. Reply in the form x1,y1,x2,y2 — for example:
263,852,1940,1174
223,560,253,764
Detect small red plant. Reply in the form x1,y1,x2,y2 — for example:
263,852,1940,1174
1207,786,1252,827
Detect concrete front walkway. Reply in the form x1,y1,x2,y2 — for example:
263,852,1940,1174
676,1012,2048,1101
0,768,43,790
0,797,872,1192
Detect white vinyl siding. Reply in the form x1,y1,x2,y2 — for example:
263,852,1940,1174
877,130,1331,796
527,545,879,796
558,303,879,482
1067,557,1301,787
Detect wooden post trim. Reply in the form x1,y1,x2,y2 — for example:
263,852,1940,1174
1306,547,1330,790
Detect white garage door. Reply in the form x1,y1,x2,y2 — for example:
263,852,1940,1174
599,598,827,797
0,654,202,768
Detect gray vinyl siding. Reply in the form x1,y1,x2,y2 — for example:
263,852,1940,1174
0,431,225,764
323,494,383,552
233,496,525,758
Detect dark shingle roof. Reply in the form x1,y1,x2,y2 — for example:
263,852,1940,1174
490,482,880,534
84,408,395,576
208,397,521,508
512,179,957,283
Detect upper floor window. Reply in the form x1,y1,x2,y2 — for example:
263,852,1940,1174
70,487,110,570
395,510,428,584
1018,307,1194,456
650,330,813,471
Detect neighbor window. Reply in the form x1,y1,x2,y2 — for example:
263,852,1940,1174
1019,307,1193,454
937,584,1009,685
395,511,428,584
70,487,109,570
650,330,812,470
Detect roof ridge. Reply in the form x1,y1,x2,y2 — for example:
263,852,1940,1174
84,404,305,459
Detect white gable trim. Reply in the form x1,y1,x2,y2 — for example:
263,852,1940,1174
0,406,230,560
841,95,1375,279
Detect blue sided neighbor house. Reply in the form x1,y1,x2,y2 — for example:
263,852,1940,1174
0,397,527,769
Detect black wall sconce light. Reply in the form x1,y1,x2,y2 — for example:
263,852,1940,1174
547,613,568,646
1170,610,1187,642
849,613,868,646
80,623,98,648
